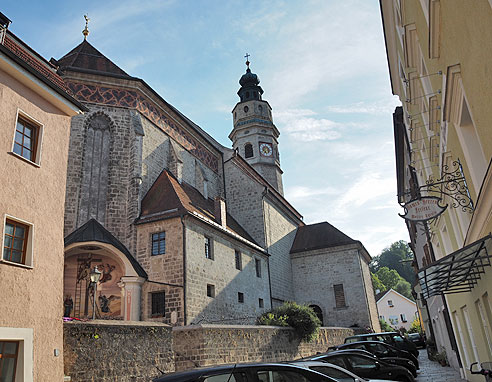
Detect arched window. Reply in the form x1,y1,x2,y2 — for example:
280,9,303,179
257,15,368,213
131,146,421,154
309,305,323,326
244,143,253,158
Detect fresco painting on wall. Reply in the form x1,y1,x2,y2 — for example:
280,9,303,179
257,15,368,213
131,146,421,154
64,253,123,318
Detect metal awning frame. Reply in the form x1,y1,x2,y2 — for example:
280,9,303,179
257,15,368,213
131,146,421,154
418,234,492,298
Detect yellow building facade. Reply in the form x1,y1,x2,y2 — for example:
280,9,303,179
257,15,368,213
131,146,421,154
381,1,492,379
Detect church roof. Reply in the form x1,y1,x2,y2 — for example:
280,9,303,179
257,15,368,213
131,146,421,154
290,222,358,254
65,218,147,278
137,170,259,248
55,40,133,79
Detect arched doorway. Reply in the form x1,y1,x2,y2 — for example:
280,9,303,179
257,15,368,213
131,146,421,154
310,304,324,326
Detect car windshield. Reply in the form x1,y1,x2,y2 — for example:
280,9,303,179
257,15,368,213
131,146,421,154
204,372,248,382
310,366,356,382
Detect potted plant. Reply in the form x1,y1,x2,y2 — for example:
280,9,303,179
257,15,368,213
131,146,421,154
435,347,448,366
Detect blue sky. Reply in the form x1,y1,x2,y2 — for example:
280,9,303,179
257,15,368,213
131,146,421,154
3,0,406,256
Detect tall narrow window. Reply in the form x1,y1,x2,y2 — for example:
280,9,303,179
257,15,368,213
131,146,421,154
255,258,261,277
3,219,29,265
238,292,244,303
259,298,264,308
207,284,215,298
151,291,165,317
205,237,213,260
235,250,242,270
334,284,346,308
244,143,253,158
13,116,40,163
0,341,19,382
151,231,166,256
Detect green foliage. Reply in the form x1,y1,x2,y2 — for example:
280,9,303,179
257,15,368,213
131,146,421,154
257,302,321,342
370,240,415,284
371,273,386,294
379,318,393,332
257,312,289,327
395,279,414,300
375,267,401,290
408,318,422,334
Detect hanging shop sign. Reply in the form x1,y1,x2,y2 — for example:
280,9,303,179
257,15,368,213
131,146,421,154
399,196,447,222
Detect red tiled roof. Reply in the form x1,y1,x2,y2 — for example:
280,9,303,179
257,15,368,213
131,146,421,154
3,34,70,92
138,170,258,246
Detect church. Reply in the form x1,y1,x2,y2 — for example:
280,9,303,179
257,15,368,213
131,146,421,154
57,28,380,331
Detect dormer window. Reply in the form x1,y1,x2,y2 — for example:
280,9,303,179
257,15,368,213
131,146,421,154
244,143,253,158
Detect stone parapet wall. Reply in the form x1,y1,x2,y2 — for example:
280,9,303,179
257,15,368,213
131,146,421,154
63,322,353,381
172,324,354,371
64,321,174,382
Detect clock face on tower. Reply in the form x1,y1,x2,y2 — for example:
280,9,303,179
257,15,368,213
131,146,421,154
259,142,273,157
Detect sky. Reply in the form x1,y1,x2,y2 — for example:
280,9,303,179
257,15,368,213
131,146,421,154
3,0,407,256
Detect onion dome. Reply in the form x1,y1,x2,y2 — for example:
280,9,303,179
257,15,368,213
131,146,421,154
237,57,264,102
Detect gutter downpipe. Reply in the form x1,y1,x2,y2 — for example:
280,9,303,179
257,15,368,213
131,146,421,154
181,215,188,325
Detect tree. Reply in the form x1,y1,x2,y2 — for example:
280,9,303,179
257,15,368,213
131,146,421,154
379,318,393,332
408,318,422,333
371,240,415,284
395,279,413,300
375,267,401,290
371,273,386,294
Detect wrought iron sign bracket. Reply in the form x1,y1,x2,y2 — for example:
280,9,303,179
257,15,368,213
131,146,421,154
418,159,474,214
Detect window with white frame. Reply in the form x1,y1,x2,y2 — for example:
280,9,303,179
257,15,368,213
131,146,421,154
2,216,33,267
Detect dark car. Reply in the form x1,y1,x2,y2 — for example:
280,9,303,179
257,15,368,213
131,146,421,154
344,332,418,358
152,363,340,382
299,350,415,382
333,341,419,372
407,333,426,348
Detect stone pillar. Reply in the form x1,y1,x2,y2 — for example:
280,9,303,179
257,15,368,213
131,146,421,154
120,276,145,321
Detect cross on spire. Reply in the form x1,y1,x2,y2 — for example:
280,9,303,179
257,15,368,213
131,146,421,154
244,53,250,69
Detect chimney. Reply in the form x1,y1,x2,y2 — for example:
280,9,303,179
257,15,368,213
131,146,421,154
214,197,227,227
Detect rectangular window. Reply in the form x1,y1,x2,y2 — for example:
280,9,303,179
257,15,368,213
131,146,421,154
259,298,264,308
151,291,165,317
207,284,215,298
388,300,394,307
238,292,244,303
151,231,166,256
235,250,242,270
0,341,19,382
255,258,261,277
3,219,29,265
205,237,213,260
400,314,407,322
333,284,346,308
12,115,41,163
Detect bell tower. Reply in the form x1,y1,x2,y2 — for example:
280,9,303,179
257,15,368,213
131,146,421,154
230,56,283,195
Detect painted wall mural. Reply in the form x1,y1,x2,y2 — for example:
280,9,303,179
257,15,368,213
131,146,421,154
66,81,220,173
64,253,124,319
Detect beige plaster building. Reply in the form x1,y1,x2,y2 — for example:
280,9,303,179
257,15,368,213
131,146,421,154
0,13,84,382
376,289,417,331
381,0,492,378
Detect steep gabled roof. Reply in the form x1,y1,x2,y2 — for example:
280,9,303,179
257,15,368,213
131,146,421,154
290,221,357,254
55,40,133,79
65,218,147,278
138,170,259,247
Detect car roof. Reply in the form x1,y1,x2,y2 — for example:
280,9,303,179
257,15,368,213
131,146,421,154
290,361,363,378
307,349,377,359
347,332,398,338
153,363,336,382
339,341,400,350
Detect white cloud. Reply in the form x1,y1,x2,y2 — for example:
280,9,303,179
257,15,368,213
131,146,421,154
276,109,343,142
326,99,401,115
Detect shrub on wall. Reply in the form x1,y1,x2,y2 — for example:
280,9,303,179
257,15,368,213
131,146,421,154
257,302,321,342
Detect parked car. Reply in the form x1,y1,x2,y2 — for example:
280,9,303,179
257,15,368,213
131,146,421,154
290,360,398,382
344,332,418,358
152,363,340,382
332,341,419,371
407,333,425,349
299,350,415,382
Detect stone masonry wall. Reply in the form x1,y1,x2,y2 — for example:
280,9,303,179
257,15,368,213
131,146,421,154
292,245,373,329
184,219,271,325
63,321,174,382
173,325,354,371
360,255,381,332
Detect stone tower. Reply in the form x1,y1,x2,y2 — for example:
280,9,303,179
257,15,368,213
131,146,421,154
230,59,283,195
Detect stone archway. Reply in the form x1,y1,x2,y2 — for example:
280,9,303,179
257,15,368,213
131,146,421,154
309,304,324,326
